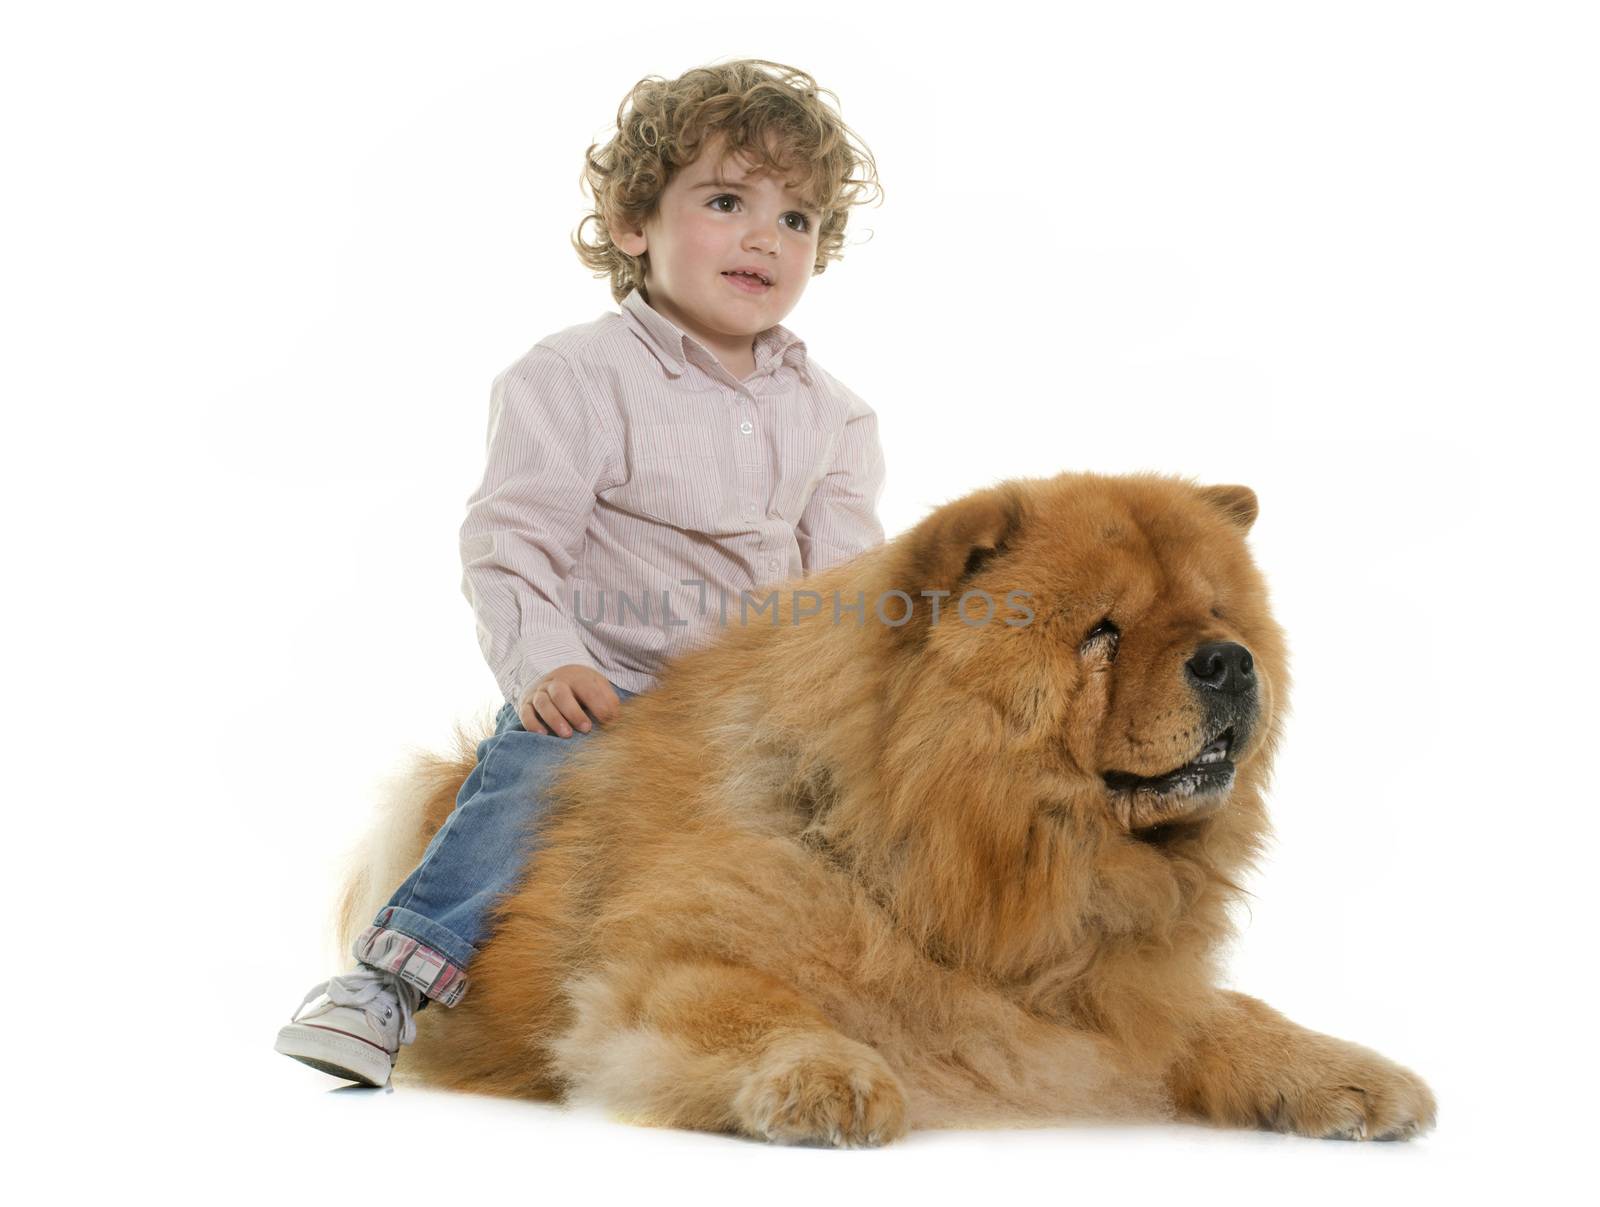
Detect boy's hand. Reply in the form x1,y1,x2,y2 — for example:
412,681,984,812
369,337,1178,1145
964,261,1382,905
519,664,622,738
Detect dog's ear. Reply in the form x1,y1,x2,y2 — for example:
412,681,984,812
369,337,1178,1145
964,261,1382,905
887,483,1025,640
1198,483,1258,532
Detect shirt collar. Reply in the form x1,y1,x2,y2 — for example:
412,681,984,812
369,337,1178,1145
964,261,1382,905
621,286,812,387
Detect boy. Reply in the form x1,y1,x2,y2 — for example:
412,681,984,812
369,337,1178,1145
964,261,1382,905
275,59,887,1086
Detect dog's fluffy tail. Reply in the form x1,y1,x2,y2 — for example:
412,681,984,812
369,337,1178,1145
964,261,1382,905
332,717,491,961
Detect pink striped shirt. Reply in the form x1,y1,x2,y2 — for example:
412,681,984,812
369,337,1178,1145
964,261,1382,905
461,287,887,702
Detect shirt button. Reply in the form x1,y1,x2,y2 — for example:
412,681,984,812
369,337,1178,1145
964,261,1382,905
739,420,754,435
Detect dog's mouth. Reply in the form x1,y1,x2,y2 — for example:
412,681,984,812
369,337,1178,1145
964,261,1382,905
1103,727,1236,832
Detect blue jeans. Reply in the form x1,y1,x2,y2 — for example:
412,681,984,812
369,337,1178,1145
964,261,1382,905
351,684,637,1005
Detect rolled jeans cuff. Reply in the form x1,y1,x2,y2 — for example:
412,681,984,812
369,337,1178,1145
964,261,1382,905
353,906,475,1007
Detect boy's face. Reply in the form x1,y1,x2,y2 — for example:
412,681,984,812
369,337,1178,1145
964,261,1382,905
613,134,823,373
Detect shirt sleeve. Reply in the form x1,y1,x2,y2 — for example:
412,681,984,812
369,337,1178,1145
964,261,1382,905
460,346,618,704
797,378,888,574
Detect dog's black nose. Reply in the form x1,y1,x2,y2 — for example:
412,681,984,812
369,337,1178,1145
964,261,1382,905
1186,641,1256,695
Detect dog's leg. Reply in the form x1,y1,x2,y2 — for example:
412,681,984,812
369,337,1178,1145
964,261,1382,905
1165,990,1436,1140
550,957,909,1147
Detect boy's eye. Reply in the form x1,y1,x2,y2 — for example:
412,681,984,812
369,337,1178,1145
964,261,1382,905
708,195,811,233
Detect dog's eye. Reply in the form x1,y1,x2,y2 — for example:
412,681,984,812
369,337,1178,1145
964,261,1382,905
1080,617,1120,660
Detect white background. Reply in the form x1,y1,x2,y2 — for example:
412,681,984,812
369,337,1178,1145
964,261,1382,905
5,1,1596,1201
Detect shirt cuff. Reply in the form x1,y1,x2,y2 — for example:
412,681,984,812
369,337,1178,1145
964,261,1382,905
501,633,601,704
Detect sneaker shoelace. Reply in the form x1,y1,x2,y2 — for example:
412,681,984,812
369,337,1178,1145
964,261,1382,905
298,970,421,1046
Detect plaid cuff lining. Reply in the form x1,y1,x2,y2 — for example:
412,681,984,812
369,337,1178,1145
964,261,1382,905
353,924,469,1007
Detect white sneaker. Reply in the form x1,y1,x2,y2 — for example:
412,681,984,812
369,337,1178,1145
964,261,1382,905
275,967,422,1087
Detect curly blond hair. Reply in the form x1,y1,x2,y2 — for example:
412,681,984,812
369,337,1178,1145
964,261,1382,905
573,59,883,303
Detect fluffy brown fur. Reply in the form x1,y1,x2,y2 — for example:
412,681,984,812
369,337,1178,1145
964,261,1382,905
341,472,1435,1145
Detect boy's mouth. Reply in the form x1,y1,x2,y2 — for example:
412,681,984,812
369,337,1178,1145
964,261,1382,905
722,270,772,292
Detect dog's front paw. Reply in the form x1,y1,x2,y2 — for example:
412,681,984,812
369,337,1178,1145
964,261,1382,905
1267,1040,1437,1141
733,1032,909,1148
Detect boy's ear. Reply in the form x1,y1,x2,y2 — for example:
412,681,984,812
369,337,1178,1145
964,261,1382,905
608,203,648,257
613,223,646,257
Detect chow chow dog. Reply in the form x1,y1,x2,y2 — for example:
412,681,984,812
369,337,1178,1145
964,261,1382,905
340,472,1435,1145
